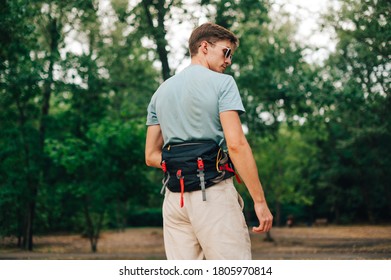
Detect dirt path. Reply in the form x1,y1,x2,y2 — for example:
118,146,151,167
1,225,390,260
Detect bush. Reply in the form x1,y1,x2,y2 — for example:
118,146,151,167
127,208,163,227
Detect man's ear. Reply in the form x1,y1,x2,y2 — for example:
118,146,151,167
200,41,208,55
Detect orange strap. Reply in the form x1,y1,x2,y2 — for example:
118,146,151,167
176,170,185,208
219,163,242,184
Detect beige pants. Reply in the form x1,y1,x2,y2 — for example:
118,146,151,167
162,178,252,260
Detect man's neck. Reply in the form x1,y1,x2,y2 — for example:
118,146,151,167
191,56,208,69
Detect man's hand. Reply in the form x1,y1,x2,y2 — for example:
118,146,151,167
252,201,273,233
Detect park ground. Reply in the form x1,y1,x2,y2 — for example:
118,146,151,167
0,225,390,260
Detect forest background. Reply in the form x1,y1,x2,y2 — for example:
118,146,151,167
0,0,390,253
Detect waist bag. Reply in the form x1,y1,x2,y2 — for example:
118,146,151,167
161,140,240,207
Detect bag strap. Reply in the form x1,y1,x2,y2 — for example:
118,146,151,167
197,157,206,201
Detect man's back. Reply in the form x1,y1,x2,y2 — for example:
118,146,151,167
147,64,244,147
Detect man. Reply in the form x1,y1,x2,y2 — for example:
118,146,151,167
145,22,273,260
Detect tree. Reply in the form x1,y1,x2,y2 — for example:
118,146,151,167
41,0,161,251
46,119,149,252
117,0,188,81
0,0,43,250
252,124,318,226
205,1,318,225
315,0,391,223
1,0,162,252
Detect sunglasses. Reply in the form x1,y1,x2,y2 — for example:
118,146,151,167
208,41,232,60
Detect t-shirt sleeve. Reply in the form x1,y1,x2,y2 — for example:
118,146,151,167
218,76,245,114
146,98,159,126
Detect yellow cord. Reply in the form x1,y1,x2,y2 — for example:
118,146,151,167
216,148,223,172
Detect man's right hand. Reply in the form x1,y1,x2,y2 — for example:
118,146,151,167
252,201,273,233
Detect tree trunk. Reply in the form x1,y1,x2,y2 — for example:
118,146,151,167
275,199,281,227
83,197,105,253
142,0,171,80
22,13,60,251
14,91,39,251
263,231,274,242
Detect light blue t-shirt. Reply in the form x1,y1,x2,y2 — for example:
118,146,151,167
146,64,245,148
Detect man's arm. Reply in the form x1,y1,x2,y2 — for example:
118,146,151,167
145,125,164,168
220,110,273,233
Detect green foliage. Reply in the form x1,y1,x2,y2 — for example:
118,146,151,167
1,0,390,253
126,208,163,227
45,118,151,229
230,1,315,138
220,0,390,225
314,0,391,223
0,0,160,252
0,0,43,245
239,124,319,226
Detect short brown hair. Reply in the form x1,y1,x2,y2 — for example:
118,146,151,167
188,22,239,57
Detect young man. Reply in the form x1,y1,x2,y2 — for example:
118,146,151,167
145,22,273,260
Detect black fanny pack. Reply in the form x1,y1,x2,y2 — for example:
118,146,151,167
160,140,237,206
